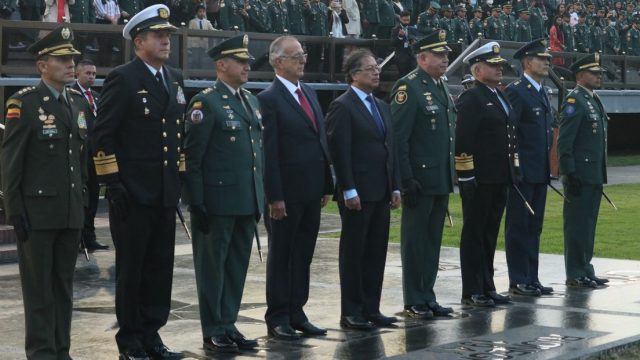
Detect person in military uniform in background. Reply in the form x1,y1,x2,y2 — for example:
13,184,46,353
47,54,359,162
501,2,516,40
561,12,577,52
627,19,640,55
616,12,629,54
1,25,87,360
515,8,532,42
456,42,520,308
529,0,549,39
184,34,263,353
91,5,185,359
219,0,248,30
392,10,417,76
470,7,485,39
504,39,555,298
417,1,441,35
461,73,475,91
604,15,621,53
576,12,592,52
453,5,472,44
287,0,308,35
268,0,289,33
20,0,45,21
485,6,505,40
441,6,455,43
557,53,609,289
119,0,144,24
305,0,329,72
247,0,272,33
361,0,381,38
391,30,456,320
68,0,95,54
377,0,396,39
590,17,605,52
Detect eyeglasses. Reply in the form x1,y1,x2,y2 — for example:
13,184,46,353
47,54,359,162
355,65,381,73
280,53,308,61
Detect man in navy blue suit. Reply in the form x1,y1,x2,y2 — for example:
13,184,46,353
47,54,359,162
504,39,555,297
258,36,334,340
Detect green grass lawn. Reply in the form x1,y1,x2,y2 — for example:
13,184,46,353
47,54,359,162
323,183,640,260
608,152,640,167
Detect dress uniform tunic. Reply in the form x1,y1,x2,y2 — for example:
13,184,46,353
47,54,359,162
268,0,290,34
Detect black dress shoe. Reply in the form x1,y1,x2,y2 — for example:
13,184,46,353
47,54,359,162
119,349,149,360
145,345,183,359
292,321,327,335
566,277,598,288
531,281,554,295
203,335,239,353
340,316,375,330
86,239,109,251
403,304,433,319
426,301,454,316
461,294,495,307
487,291,512,304
365,313,398,326
590,276,609,285
227,330,258,349
268,324,301,340
509,283,542,297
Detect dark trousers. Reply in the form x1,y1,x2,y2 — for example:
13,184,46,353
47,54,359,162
563,183,602,279
192,214,255,336
338,200,390,317
459,183,507,297
83,154,100,235
265,200,321,327
17,229,80,360
505,182,547,286
110,203,176,352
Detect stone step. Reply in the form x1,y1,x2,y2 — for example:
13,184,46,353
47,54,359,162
0,243,18,264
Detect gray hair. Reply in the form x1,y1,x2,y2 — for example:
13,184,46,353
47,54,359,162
269,36,298,67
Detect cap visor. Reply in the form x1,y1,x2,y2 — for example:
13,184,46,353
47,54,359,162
149,23,178,32
430,45,452,53
486,57,507,64
536,52,553,58
49,48,82,56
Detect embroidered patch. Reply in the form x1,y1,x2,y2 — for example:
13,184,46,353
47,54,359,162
566,98,576,104
190,110,204,124
192,101,203,110
564,105,576,116
394,90,408,104
6,107,20,119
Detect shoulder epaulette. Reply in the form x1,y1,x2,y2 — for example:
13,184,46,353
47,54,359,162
513,79,521,86
201,87,215,94
241,88,251,94
406,72,417,80
16,86,37,97
68,87,82,95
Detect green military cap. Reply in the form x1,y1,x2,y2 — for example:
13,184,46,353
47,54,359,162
513,38,552,59
441,5,452,12
518,8,530,15
456,5,467,12
578,11,588,17
122,4,178,40
28,25,81,57
463,41,507,64
503,2,513,8
429,1,441,10
207,34,255,60
570,53,604,74
412,29,452,53
492,6,502,11
473,6,482,12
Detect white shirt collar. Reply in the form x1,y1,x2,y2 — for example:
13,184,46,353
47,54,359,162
350,85,371,103
523,72,542,92
220,80,240,95
143,61,163,77
276,74,300,98
76,81,89,94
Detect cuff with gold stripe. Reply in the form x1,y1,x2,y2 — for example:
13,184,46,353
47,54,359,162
179,153,186,172
94,151,119,175
455,153,474,171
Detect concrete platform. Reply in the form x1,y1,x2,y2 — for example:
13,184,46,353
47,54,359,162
0,208,639,360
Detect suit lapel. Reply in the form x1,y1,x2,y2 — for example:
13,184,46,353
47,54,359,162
480,83,508,118
523,76,548,109
216,80,250,123
134,58,168,106
275,79,316,131
348,88,384,137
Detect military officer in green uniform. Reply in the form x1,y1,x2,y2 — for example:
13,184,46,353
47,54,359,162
616,13,629,54
391,30,456,320
360,0,380,38
485,7,505,40
441,6,455,43
268,0,290,33
604,17,621,54
557,53,609,289
576,12,592,52
515,9,532,42
501,3,516,40
529,0,548,39
246,0,272,33
219,0,248,30
590,18,605,53
287,0,308,35
119,0,143,22
561,13,577,52
1,26,87,360
627,19,640,55
452,5,472,44
378,0,396,39
184,34,264,352
417,1,441,35
470,7,485,39
69,0,95,23
305,0,329,72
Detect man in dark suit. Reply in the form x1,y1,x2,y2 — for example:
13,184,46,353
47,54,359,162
257,36,333,340
73,58,109,252
1,26,87,360
91,5,185,360
326,49,401,330
391,11,417,77
456,42,521,308
504,39,555,297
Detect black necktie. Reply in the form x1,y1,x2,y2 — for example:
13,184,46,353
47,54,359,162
366,95,386,135
155,71,168,95
236,91,249,114
540,87,550,107
59,93,71,119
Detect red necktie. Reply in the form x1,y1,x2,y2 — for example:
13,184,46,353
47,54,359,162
295,88,317,131
85,89,96,114
57,0,65,22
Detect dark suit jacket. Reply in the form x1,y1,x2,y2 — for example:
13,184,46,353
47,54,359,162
72,82,99,133
92,57,186,207
455,81,521,184
505,76,553,184
257,77,333,204
326,87,400,202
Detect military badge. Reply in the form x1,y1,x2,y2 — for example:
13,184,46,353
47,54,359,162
6,107,20,119
255,109,262,120
77,111,87,129
177,86,186,104
61,27,71,40
192,101,203,110
43,96,50,101
394,90,408,104
566,98,576,104
564,105,576,115
159,7,169,19
190,110,204,124
145,107,150,115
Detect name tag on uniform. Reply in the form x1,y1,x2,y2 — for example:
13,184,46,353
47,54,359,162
225,120,242,129
426,105,439,111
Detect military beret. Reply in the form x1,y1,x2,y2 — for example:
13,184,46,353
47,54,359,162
28,26,81,57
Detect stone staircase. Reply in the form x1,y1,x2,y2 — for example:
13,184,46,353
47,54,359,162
0,210,18,264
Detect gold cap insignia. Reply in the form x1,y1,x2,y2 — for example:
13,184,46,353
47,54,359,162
492,44,500,54
61,27,71,40
594,53,600,63
243,34,249,47
439,30,446,42
158,8,169,19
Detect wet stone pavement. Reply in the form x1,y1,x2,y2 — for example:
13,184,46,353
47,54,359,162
1,206,640,360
